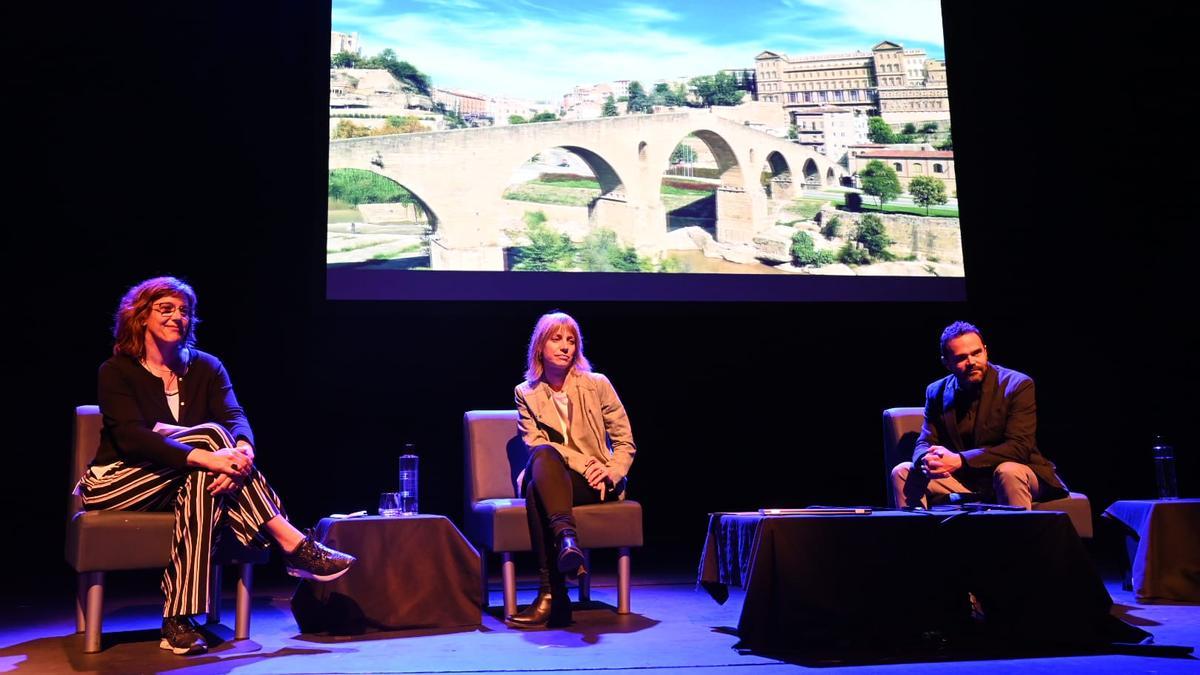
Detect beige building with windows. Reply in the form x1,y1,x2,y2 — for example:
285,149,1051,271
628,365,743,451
755,41,950,125
330,31,360,56
790,106,869,166
433,88,487,116
849,149,956,195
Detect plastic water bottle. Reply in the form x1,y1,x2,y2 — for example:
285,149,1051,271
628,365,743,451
399,447,419,515
1152,435,1178,500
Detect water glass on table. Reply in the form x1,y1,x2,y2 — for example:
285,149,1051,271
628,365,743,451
379,492,403,517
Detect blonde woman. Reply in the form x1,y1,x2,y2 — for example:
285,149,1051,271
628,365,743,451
507,311,636,628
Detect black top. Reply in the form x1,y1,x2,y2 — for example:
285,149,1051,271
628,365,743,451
95,350,254,469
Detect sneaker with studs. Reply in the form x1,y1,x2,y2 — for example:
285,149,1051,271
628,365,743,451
283,536,356,582
160,615,207,655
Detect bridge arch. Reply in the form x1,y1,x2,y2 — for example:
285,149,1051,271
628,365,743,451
327,167,439,266
801,158,820,188
760,151,794,201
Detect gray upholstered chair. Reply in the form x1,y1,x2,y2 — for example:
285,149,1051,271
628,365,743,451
65,405,268,652
463,410,643,618
882,406,1093,538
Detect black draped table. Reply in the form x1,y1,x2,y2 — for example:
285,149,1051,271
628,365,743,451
292,515,481,634
698,510,1132,651
1103,499,1200,603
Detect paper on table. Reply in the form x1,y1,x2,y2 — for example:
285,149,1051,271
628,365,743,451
330,510,368,519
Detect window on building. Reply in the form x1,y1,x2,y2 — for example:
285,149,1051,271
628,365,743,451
933,163,944,173
913,163,923,174
893,162,903,171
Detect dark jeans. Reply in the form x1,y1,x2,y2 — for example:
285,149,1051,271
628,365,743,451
521,445,624,579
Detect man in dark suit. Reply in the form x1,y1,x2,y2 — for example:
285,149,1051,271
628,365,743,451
891,321,1068,508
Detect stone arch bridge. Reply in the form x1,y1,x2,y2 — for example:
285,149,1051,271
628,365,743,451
329,110,847,270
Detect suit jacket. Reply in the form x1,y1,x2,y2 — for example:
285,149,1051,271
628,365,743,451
514,370,636,481
913,363,1066,493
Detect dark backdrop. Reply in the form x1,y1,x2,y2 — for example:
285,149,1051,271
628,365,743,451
8,2,1191,588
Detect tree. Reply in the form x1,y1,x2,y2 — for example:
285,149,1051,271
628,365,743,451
331,51,360,68
908,175,948,215
669,143,697,164
511,212,575,271
919,121,939,134
867,116,895,144
332,119,371,139
858,159,902,210
936,131,953,151
508,114,528,125
577,228,650,272
790,231,834,267
787,124,798,140
529,111,558,123
361,48,431,94
902,122,917,135
666,82,689,107
689,72,746,107
374,116,427,135
651,83,671,106
853,214,893,260
626,81,651,113
602,95,619,117
820,215,842,239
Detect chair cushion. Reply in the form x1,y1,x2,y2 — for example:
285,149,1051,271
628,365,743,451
466,499,643,552
574,501,644,549
66,511,175,572
1033,492,1093,539
466,499,531,552
66,510,270,572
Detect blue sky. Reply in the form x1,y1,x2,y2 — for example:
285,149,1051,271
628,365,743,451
332,0,946,101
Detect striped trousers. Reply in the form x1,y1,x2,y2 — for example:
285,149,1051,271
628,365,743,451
79,423,285,617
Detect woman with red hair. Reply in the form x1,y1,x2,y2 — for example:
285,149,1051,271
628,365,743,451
77,276,355,655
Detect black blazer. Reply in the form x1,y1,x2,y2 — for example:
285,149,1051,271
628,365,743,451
913,363,1066,494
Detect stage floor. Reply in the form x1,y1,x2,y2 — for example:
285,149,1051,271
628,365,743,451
1,573,1196,674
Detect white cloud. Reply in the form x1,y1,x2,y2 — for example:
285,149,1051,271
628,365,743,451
621,4,681,23
362,13,760,101
783,0,945,47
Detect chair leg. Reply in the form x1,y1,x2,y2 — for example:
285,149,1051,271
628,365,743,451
75,574,87,633
82,571,105,653
480,549,490,609
502,552,517,618
578,549,592,603
234,563,252,640
617,547,631,614
207,565,223,625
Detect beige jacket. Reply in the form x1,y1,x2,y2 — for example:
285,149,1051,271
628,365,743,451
514,370,636,481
